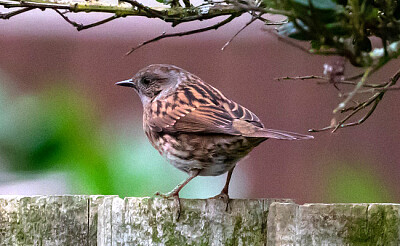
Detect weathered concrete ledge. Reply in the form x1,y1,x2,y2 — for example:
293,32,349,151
0,196,399,245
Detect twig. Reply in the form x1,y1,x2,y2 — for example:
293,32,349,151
245,8,287,25
309,93,382,133
310,67,400,133
55,9,118,31
331,94,381,132
126,14,239,55
335,97,380,129
377,85,400,91
0,7,33,19
78,15,118,30
0,0,70,9
250,13,267,22
120,0,164,19
55,9,83,29
316,80,384,88
264,20,288,25
345,65,380,81
227,0,292,16
276,75,387,89
345,73,364,81
275,75,325,81
333,67,372,113
221,14,258,51
340,88,375,95
338,85,400,96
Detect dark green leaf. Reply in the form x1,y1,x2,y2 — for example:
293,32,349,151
325,22,350,36
278,21,313,40
311,40,322,50
291,0,339,11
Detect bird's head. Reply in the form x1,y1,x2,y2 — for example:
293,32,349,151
116,64,187,107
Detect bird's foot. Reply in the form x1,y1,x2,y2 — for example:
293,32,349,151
154,191,177,199
210,191,230,211
154,191,181,220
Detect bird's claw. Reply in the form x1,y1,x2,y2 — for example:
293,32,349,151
154,191,175,199
211,192,229,203
154,191,181,221
210,192,230,211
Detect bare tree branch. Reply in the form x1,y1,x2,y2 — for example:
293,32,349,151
126,13,239,55
276,75,386,89
309,67,400,133
277,64,400,133
78,15,118,30
0,0,242,25
221,14,258,51
275,75,325,81
0,0,70,10
227,0,292,16
0,7,33,19
54,9,83,29
309,92,382,133
55,9,119,31
120,0,164,19
333,67,372,113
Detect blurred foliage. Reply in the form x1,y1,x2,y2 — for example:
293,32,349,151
323,161,393,202
0,76,183,196
0,83,117,193
270,0,400,67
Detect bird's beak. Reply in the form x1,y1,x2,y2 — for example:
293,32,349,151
115,79,136,89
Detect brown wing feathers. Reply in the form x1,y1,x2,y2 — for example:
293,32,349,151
148,80,313,140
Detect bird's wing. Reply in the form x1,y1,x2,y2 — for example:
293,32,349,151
147,84,313,140
147,83,261,136
223,100,313,140
148,102,240,135
221,99,264,128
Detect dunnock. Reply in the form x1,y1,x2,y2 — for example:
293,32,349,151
116,64,313,206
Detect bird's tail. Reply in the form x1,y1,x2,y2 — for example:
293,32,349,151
245,128,314,140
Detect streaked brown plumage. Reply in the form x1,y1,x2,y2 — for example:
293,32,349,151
116,64,313,203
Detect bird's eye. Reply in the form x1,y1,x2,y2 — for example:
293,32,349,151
142,77,151,85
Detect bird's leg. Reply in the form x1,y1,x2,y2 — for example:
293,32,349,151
155,169,200,198
155,169,200,219
210,166,235,210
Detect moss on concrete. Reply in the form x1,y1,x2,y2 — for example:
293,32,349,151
345,204,400,245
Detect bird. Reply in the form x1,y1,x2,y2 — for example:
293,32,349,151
116,64,313,206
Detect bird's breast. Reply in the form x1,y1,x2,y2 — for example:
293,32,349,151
143,126,265,176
